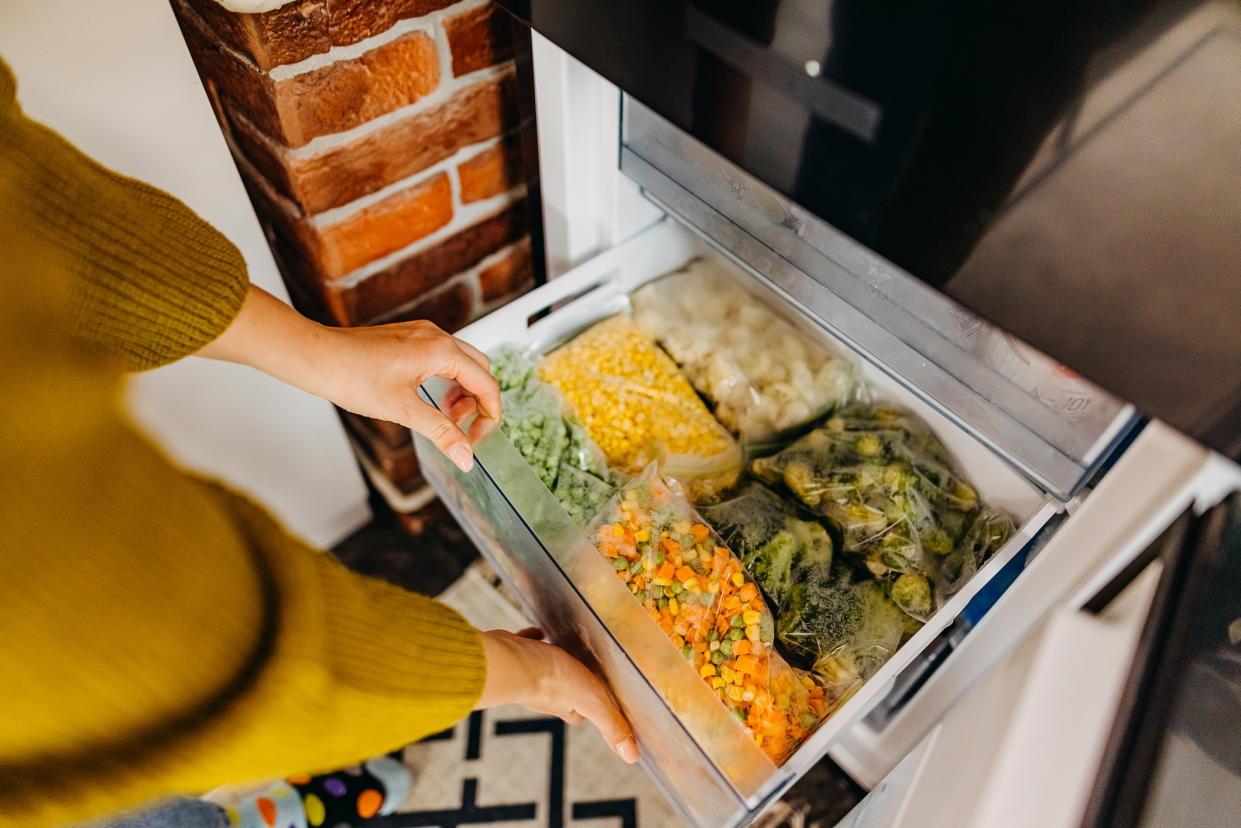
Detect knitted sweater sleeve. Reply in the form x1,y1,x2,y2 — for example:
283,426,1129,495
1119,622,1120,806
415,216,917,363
0,59,486,826
0,57,247,371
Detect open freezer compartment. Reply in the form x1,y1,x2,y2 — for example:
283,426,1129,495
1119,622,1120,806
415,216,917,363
417,217,1065,826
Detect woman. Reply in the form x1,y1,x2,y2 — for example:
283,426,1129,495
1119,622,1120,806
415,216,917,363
0,57,635,827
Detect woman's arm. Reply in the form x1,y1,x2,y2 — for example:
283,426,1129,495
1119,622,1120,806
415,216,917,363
196,285,499,473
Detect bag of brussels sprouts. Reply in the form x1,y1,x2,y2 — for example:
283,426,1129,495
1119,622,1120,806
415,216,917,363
750,403,1014,622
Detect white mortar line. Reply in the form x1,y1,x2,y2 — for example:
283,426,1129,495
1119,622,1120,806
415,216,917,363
331,184,528,288
229,128,528,288
308,133,504,227
267,0,492,81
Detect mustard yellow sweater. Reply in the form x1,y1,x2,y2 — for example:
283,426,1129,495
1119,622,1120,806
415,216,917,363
0,59,484,826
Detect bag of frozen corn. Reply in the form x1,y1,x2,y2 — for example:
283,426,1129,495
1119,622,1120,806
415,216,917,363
589,466,826,764
631,259,853,442
751,403,1013,621
537,315,742,501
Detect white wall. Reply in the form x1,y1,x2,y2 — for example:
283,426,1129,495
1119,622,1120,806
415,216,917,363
0,0,371,548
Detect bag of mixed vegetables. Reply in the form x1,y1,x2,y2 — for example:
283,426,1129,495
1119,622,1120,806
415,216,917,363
590,467,826,763
491,346,617,525
703,484,918,705
538,315,742,501
751,403,1014,621
631,260,853,442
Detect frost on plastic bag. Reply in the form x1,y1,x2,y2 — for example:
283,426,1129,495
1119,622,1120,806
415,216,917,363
492,345,615,524
751,403,1013,622
589,467,826,763
553,463,618,527
936,509,1016,603
631,259,853,442
538,315,742,501
780,567,918,705
701,484,834,613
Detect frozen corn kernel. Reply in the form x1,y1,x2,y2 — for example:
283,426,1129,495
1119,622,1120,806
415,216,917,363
731,572,745,587
537,315,738,473
700,663,717,678
742,610,762,626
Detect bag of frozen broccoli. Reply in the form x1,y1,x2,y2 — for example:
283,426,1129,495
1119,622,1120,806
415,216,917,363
701,483,834,613
779,565,920,705
631,259,853,442
589,466,826,763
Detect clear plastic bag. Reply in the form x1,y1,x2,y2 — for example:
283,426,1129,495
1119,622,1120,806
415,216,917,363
492,345,614,524
589,466,827,763
553,462,618,526
702,484,918,703
936,509,1016,603
701,484,834,613
780,566,919,705
631,259,854,442
537,315,743,501
750,403,1013,622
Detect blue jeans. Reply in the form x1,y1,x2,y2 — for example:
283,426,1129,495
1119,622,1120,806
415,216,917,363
87,797,229,828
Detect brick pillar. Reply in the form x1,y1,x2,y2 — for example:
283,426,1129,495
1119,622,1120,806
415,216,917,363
171,0,537,529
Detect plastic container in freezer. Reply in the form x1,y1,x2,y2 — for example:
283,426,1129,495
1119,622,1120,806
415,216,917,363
417,219,1064,827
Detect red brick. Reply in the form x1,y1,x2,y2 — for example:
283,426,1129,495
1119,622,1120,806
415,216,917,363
343,412,423,491
179,0,463,69
382,280,475,331
478,237,533,302
179,7,440,149
457,134,523,204
444,2,514,76
274,30,440,147
175,5,289,141
318,171,453,278
346,413,414,449
326,0,459,47
178,0,330,71
396,497,449,534
226,73,519,215
325,200,527,324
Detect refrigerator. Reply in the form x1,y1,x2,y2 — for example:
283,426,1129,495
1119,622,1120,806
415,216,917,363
413,2,1241,825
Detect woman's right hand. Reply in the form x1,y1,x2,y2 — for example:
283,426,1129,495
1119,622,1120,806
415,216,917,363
475,628,639,764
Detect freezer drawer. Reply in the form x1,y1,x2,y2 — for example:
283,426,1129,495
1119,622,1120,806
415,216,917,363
417,218,1060,827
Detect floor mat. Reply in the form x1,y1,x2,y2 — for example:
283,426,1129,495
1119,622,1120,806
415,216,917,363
371,566,687,828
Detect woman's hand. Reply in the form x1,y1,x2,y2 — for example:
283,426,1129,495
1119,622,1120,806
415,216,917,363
196,286,499,472
476,628,639,764
307,320,500,472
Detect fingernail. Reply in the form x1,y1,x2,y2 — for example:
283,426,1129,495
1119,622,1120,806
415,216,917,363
615,737,638,764
449,445,474,472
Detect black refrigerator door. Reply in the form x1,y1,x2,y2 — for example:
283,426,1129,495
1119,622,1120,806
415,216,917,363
1082,491,1241,828
498,0,1241,461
